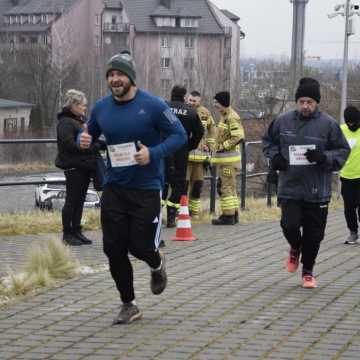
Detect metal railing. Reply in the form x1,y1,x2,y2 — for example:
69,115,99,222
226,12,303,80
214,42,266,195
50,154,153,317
0,138,273,210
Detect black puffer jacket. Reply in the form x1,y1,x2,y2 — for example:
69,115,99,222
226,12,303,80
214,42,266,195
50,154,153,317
55,108,104,171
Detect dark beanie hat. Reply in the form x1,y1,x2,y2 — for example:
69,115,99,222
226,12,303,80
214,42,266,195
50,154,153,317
106,50,136,84
295,77,321,103
214,91,230,107
171,85,187,101
344,105,360,123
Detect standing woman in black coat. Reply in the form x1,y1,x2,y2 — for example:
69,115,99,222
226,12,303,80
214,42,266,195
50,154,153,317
55,89,103,246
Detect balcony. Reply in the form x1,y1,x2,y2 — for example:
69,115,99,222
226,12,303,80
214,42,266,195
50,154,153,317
103,22,129,32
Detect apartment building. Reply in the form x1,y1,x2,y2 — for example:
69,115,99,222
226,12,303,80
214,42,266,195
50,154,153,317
0,0,243,99
102,0,244,97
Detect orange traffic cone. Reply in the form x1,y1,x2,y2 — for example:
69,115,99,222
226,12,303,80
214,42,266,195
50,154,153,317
171,195,197,241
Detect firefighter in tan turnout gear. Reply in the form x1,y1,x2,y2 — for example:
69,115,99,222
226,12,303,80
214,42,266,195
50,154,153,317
187,91,216,218
211,91,245,225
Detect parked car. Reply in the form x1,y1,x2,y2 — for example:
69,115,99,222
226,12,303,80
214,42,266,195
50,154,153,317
48,189,100,211
35,176,66,209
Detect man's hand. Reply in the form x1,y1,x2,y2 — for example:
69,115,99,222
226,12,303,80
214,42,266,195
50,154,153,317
270,153,288,171
202,144,209,152
79,124,92,149
304,149,326,164
134,142,150,165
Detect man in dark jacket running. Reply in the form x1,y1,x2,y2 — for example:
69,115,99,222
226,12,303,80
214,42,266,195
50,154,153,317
164,85,204,227
263,77,350,289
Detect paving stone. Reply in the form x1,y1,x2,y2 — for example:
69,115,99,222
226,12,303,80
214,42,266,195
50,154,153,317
0,215,360,359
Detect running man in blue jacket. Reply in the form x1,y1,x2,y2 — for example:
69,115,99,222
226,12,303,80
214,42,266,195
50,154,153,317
79,51,187,324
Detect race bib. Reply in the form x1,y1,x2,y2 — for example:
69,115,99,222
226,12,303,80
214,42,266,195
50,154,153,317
107,142,137,167
289,144,316,165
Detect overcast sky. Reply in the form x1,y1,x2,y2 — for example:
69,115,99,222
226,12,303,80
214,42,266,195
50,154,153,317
211,0,360,60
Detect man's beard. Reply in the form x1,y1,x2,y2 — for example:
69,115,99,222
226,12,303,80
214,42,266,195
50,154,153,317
110,82,131,98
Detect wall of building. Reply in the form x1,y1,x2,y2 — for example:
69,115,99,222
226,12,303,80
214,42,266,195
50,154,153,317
0,107,31,137
133,32,224,99
209,4,242,95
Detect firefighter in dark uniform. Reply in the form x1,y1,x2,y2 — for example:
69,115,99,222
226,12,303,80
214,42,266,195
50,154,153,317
164,85,204,227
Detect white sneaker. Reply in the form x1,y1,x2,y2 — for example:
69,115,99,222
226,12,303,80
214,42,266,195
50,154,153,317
344,232,359,245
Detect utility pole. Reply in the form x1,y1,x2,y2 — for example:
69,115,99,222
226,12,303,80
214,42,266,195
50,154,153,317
290,0,309,93
329,1,360,123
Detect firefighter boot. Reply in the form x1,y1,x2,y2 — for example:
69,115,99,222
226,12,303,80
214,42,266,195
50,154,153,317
166,206,177,228
212,215,236,225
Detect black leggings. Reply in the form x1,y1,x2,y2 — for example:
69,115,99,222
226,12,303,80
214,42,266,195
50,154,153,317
341,177,360,233
62,169,91,233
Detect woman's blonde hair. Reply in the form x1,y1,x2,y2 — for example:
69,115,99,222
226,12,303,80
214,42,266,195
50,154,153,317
63,89,87,108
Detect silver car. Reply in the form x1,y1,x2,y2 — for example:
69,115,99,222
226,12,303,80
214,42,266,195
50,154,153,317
49,189,100,211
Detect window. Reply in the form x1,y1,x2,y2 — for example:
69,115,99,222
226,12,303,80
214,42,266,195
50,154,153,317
111,15,117,24
184,58,194,70
30,36,38,43
160,57,170,68
161,79,171,94
19,36,26,43
160,35,170,48
20,117,25,131
154,17,176,27
180,18,199,28
95,14,99,25
185,36,194,48
183,78,193,90
4,118,17,133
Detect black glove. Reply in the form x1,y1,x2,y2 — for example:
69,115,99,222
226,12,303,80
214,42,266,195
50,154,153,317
270,153,288,171
266,169,278,185
304,149,326,164
203,159,211,171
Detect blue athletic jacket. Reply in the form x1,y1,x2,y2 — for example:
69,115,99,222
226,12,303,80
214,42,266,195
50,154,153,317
88,90,187,190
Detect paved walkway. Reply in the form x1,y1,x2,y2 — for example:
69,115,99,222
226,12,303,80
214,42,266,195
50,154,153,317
1,211,360,360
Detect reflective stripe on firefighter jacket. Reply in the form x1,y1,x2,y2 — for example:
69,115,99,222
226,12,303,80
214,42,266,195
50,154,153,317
211,107,245,165
188,105,216,162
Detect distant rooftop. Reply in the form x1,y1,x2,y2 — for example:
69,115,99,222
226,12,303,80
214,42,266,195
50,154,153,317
121,0,224,35
4,0,77,15
220,9,240,22
0,98,33,109
104,0,123,10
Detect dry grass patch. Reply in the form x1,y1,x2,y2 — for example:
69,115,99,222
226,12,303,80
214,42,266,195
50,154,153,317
0,238,79,305
0,209,100,236
0,195,345,236
0,161,55,174
191,195,344,225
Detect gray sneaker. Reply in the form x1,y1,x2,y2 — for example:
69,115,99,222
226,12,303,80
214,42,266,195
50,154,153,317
150,252,167,295
345,232,359,245
112,304,142,325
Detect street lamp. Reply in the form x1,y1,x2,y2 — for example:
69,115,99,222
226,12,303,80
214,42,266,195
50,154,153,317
290,0,310,93
328,1,360,123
